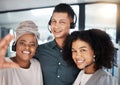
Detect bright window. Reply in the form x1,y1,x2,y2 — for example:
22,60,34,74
85,3,117,43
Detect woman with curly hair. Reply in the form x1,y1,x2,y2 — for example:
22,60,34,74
63,29,118,85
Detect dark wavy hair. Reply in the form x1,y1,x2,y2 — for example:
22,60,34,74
63,29,115,70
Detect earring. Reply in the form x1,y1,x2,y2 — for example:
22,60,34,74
93,55,95,62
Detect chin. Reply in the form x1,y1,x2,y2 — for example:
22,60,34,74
55,35,62,38
77,65,84,70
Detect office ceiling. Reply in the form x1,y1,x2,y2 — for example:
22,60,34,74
0,0,120,12
0,0,120,25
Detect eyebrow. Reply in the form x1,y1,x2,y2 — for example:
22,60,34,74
19,40,26,42
19,40,35,43
79,46,87,49
52,17,67,20
72,46,87,49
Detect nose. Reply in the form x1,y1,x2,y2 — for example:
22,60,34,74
76,52,82,58
54,23,59,28
24,44,30,50
53,21,61,28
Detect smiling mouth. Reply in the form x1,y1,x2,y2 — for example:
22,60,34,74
77,60,84,62
54,30,62,33
22,51,30,54
75,60,85,64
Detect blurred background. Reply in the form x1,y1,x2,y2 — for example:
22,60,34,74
0,0,120,84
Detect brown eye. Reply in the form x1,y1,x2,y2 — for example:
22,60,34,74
60,21,65,24
30,43,36,47
51,20,56,24
71,49,76,53
80,49,86,53
19,42,25,46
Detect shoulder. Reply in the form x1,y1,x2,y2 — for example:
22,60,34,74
39,40,53,47
98,69,113,77
30,59,42,73
95,69,118,85
85,69,118,85
30,58,40,65
93,69,112,79
37,40,55,51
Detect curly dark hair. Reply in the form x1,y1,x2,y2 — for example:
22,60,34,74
63,29,115,70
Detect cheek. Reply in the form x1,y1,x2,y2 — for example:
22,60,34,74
16,46,22,51
85,56,94,64
72,56,75,61
50,26,54,31
31,48,36,54
64,27,70,32
72,54,75,59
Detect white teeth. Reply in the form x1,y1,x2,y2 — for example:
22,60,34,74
23,51,30,54
77,60,84,63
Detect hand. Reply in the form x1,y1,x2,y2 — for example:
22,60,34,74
0,34,19,69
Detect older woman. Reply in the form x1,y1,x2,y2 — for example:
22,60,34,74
0,20,43,85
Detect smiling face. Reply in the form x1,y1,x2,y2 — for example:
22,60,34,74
72,39,95,71
15,34,37,62
50,12,72,39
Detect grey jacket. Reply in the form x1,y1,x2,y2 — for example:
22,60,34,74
73,69,118,85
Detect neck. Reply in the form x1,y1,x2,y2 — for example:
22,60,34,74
84,63,96,74
10,57,30,69
55,38,65,48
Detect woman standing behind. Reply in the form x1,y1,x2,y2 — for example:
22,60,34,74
63,29,118,85
0,20,43,85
